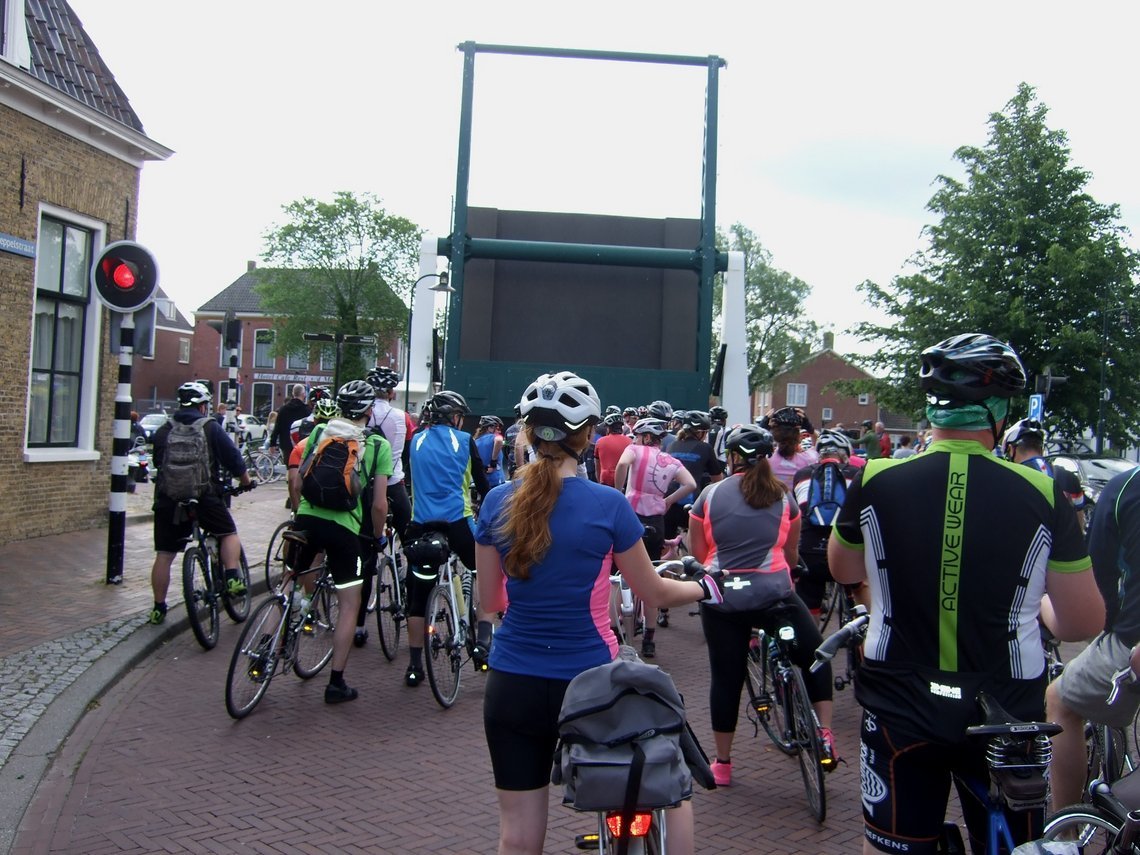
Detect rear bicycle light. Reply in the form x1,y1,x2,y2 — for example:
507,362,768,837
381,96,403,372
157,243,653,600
605,811,653,838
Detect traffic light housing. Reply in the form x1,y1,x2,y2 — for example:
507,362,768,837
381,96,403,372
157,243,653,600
1034,366,1068,400
206,310,242,350
91,241,159,313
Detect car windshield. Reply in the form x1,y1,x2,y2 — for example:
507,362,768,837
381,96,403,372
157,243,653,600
1078,457,1138,486
140,414,166,427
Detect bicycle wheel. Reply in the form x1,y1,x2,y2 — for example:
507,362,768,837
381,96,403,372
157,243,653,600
294,578,338,678
221,547,252,622
253,452,276,483
375,554,403,661
264,520,292,593
1041,804,1123,850
748,641,796,755
787,665,826,822
182,546,219,650
424,584,462,709
818,580,841,632
225,596,287,719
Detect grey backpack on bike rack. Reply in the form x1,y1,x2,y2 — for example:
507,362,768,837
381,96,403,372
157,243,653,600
552,655,712,815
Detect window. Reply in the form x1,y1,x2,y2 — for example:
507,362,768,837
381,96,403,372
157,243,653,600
27,215,96,449
178,338,191,364
319,346,335,372
252,382,274,419
786,383,807,408
254,329,275,369
858,393,870,406
218,321,242,368
821,407,833,423
286,349,308,370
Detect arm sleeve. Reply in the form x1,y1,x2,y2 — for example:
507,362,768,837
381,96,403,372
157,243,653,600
208,420,247,476
1045,477,1091,574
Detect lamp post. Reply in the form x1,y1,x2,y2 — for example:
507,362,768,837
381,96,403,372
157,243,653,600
403,271,453,411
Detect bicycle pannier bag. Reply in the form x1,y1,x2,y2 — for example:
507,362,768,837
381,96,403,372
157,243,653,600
299,421,364,511
159,417,211,502
805,460,847,528
552,656,693,813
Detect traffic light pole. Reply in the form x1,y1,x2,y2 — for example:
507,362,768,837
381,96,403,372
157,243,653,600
106,314,134,584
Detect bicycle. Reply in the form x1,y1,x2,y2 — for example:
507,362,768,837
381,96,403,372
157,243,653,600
239,439,281,483
264,515,295,593
224,536,339,719
364,515,406,661
747,601,828,822
816,594,866,692
409,530,484,709
179,483,254,650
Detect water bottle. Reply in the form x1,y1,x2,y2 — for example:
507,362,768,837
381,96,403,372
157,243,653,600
452,572,466,616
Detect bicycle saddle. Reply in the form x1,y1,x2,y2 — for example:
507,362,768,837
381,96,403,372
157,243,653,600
282,529,310,546
966,692,1062,738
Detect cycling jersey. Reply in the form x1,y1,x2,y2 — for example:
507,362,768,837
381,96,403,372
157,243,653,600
474,432,504,488
792,457,860,554
770,447,817,490
832,438,1091,740
593,433,631,488
690,476,799,579
475,477,644,680
408,423,487,523
1089,467,1140,644
622,445,684,516
296,427,393,536
666,438,725,503
366,399,408,482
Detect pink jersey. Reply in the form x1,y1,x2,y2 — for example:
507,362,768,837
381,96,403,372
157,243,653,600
771,448,818,490
623,444,684,516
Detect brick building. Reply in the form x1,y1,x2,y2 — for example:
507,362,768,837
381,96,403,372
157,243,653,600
127,288,194,413
0,0,171,544
191,262,403,419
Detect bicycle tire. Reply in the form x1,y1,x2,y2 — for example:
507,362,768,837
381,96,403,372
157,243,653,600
818,581,841,632
749,641,796,756
182,546,219,650
264,520,292,593
424,584,462,709
1041,804,1123,850
221,547,251,623
375,554,403,661
225,596,287,719
294,578,337,678
253,452,276,483
787,664,827,823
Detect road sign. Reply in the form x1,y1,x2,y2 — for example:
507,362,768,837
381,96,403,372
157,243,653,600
1028,393,1044,421
91,241,158,313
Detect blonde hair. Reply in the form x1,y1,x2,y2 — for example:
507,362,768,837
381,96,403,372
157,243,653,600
496,424,591,580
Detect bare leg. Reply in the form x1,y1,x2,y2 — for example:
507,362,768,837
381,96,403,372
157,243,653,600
496,786,549,855
1046,680,1087,812
150,552,176,603
331,585,361,672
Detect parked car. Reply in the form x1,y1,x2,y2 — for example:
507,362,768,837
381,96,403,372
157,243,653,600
235,414,267,444
139,412,168,443
1045,452,1139,530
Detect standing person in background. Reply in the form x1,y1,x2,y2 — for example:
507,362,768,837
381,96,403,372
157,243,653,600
708,405,729,467
857,419,880,460
593,412,632,488
758,407,818,489
891,435,916,459
476,370,720,855
474,415,506,490
272,384,310,462
877,422,891,458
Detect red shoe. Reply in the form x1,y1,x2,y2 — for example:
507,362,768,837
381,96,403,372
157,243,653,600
710,759,732,787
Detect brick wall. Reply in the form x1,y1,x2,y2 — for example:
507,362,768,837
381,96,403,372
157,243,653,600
758,351,880,430
0,103,141,544
133,327,193,412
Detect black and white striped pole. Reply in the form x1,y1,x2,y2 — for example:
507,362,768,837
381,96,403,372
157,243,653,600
91,241,158,585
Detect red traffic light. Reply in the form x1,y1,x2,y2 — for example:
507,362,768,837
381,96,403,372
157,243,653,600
102,257,138,290
91,241,158,313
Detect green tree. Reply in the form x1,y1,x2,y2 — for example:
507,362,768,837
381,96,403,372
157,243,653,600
256,191,423,385
847,83,1140,445
716,224,819,389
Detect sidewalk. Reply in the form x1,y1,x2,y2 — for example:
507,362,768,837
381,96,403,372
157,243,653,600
0,480,291,853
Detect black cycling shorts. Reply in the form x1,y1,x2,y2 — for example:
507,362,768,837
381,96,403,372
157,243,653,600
152,493,237,553
483,669,571,790
859,709,1042,853
292,514,363,589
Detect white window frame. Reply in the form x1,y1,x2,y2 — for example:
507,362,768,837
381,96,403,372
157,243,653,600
251,381,275,418
821,407,833,423
178,338,191,364
286,349,308,371
319,346,336,372
786,382,807,408
858,393,870,406
24,204,105,463
253,329,275,369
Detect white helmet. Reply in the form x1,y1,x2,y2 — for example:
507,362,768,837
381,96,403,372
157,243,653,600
518,371,600,441
816,429,853,456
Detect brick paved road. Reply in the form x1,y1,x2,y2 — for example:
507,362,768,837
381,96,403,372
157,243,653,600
13,597,869,854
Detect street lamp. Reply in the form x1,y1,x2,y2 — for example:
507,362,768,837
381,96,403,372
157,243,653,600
404,271,453,411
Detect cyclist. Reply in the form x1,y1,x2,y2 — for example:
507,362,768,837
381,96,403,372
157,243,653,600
645,400,676,452
403,390,491,687
1001,418,1087,530
622,406,638,435
270,384,310,462
148,381,253,625
592,411,631,488
827,333,1103,854
664,410,725,539
1047,464,1140,812
708,404,729,466
473,415,506,489
287,396,340,510
352,367,412,648
614,418,697,657
791,428,862,614
758,406,818,489
690,424,836,786
474,370,721,855
290,380,391,704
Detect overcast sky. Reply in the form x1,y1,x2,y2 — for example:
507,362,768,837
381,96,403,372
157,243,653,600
75,1,1140,351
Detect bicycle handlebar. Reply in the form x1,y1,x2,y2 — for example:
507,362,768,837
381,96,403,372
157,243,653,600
811,605,869,673
1108,664,1140,705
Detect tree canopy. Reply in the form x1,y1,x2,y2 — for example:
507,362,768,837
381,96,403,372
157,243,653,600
717,224,819,389
256,191,423,385
847,83,1140,446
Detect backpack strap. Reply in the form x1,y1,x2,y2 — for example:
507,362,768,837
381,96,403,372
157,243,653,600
617,741,646,855
301,423,326,462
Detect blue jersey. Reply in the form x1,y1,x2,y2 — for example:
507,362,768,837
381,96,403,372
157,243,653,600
474,433,504,489
475,477,645,680
409,424,479,524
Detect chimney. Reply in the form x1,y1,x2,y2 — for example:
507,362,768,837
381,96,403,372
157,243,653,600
247,260,257,272
823,331,835,351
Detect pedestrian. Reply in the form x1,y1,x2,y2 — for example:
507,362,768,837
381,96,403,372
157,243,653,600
476,370,721,855
891,435,916,458
272,384,310,461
